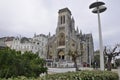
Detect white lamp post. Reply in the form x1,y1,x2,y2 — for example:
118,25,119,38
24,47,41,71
89,1,107,70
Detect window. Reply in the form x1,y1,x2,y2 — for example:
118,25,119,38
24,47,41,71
59,33,65,46
37,42,39,45
61,16,62,24
63,15,65,24
60,15,65,24
72,44,75,47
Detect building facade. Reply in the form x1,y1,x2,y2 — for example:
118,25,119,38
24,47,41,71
46,8,94,67
0,37,14,49
1,8,94,67
0,37,7,49
11,37,32,52
32,34,48,58
11,34,48,59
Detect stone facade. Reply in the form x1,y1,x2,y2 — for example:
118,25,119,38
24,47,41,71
46,8,94,67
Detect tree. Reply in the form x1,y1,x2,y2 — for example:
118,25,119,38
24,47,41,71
115,58,120,67
68,49,82,71
93,56,100,69
93,50,107,69
0,47,47,78
104,44,120,71
93,50,100,68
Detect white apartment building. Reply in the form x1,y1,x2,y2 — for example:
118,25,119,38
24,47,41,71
32,34,48,58
11,34,48,59
11,37,32,52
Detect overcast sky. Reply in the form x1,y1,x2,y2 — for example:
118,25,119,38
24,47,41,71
0,0,120,50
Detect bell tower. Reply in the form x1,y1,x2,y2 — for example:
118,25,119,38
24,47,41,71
56,8,72,44
55,8,73,61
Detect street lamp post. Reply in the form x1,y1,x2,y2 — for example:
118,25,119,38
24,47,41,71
89,1,107,70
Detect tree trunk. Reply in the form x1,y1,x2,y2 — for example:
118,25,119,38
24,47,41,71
74,59,79,71
107,56,112,71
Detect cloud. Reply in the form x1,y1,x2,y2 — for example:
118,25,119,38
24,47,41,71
0,0,120,50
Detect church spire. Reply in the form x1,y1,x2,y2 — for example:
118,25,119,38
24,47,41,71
71,16,75,31
80,30,82,36
71,16,75,23
77,26,79,33
34,33,36,37
48,32,51,37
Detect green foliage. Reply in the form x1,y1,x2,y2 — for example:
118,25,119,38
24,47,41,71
40,70,119,80
93,54,100,68
0,70,119,80
115,58,120,67
0,48,47,78
93,50,107,68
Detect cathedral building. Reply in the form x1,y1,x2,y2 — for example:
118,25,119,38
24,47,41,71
46,8,94,67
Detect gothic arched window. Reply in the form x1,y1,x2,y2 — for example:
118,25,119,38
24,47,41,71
60,16,62,24
60,15,65,24
59,33,65,46
63,15,65,24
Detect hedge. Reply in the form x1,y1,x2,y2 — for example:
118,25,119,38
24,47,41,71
0,70,119,80
41,70,119,80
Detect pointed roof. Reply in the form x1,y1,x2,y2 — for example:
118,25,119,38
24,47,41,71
48,32,51,38
80,30,82,35
20,37,30,43
71,17,75,22
77,27,79,33
34,33,36,37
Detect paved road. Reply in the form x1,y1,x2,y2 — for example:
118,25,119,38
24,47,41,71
48,68,75,74
48,67,94,74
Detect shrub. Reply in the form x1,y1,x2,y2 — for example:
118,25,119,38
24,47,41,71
0,48,47,78
115,58,120,67
0,70,119,80
40,70,119,80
